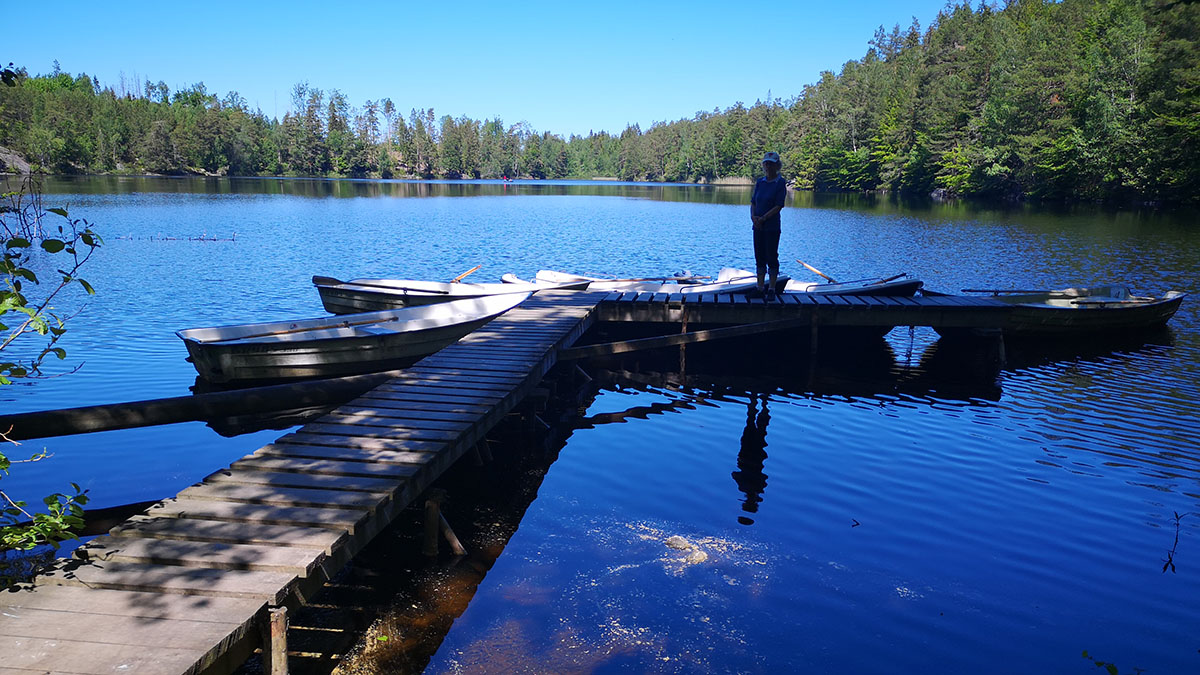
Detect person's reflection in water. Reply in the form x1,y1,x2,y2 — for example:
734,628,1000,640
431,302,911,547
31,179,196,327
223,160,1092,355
732,394,770,525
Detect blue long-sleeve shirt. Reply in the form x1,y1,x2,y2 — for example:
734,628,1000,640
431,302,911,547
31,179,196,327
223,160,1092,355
751,176,787,232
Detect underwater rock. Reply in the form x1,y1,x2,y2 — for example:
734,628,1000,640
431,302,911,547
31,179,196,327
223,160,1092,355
665,535,691,550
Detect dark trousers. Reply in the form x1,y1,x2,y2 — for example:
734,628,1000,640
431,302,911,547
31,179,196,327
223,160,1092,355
753,227,780,275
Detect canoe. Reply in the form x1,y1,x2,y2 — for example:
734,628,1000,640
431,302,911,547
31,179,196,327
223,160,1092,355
312,275,581,314
177,292,531,383
937,285,1186,337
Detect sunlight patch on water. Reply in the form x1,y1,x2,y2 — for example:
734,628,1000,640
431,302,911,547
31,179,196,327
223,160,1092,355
433,515,784,673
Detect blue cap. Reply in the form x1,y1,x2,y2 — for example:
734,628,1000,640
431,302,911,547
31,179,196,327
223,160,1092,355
762,151,781,164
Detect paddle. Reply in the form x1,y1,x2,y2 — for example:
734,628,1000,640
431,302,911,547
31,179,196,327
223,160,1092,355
962,289,1077,296
311,275,450,295
797,260,837,283
869,272,908,286
451,265,482,283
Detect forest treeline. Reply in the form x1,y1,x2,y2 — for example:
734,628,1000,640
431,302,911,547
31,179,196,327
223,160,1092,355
1,0,1196,202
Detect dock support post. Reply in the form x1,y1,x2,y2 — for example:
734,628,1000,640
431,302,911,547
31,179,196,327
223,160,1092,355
679,310,688,377
422,494,442,557
809,313,819,360
264,606,288,675
439,512,468,556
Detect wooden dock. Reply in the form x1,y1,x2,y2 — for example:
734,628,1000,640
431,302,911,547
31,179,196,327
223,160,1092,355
0,291,605,675
0,289,1077,674
594,290,1012,329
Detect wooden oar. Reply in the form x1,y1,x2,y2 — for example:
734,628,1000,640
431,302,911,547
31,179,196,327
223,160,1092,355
451,265,482,283
962,289,1076,295
797,260,837,283
869,272,908,286
590,275,713,283
311,275,450,295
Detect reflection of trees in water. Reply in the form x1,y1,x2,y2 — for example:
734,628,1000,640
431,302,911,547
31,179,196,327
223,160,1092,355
732,394,770,525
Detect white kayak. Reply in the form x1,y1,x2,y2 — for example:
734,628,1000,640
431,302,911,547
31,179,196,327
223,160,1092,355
177,292,531,383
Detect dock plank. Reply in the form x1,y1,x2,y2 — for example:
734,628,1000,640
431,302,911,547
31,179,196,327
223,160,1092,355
273,431,447,452
110,516,346,552
0,586,263,623
328,405,479,423
0,606,245,652
204,468,404,493
177,482,384,510
308,413,472,432
144,498,367,531
78,537,328,577
298,422,461,442
255,442,437,466
40,560,297,604
231,455,420,479
0,637,217,675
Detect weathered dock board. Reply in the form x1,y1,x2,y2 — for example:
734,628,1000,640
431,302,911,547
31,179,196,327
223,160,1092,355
0,291,604,675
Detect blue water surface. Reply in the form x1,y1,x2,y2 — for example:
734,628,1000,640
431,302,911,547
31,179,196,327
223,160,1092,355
3,177,1199,674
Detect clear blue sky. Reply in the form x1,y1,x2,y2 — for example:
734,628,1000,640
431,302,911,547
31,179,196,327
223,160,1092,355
8,0,953,136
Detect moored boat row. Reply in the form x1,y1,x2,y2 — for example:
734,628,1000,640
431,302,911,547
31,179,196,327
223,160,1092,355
177,268,1185,385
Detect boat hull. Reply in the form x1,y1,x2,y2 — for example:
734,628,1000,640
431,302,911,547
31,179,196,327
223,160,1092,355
179,294,530,384
181,317,493,383
935,291,1185,338
315,277,570,314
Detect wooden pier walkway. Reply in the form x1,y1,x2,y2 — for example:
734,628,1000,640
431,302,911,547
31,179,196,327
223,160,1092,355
594,290,1012,329
0,291,605,675
0,289,1038,674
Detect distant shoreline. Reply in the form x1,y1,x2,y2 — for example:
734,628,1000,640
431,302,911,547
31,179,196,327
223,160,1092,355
5,171,766,188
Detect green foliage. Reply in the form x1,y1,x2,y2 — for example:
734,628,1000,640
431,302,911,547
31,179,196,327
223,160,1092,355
0,1,1195,201
1,179,101,385
0,173,97,586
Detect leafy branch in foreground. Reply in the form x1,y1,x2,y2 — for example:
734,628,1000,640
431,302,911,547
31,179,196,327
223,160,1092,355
0,172,98,586
1,176,101,384
0,439,89,587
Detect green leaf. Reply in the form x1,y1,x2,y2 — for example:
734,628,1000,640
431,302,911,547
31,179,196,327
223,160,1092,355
80,232,95,247
79,279,95,295
40,239,66,254
46,207,68,218
1105,666,1117,675
5,238,31,249
48,348,66,360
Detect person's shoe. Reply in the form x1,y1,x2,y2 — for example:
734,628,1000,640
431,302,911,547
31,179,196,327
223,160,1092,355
764,289,776,301
749,287,764,298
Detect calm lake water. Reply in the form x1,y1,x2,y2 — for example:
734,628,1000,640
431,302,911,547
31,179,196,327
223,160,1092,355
3,176,1199,673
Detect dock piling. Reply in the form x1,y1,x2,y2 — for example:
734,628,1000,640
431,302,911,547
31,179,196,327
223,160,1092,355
265,606,289,675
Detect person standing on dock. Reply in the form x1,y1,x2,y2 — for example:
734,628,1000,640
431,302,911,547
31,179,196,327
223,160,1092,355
750,151,786,298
